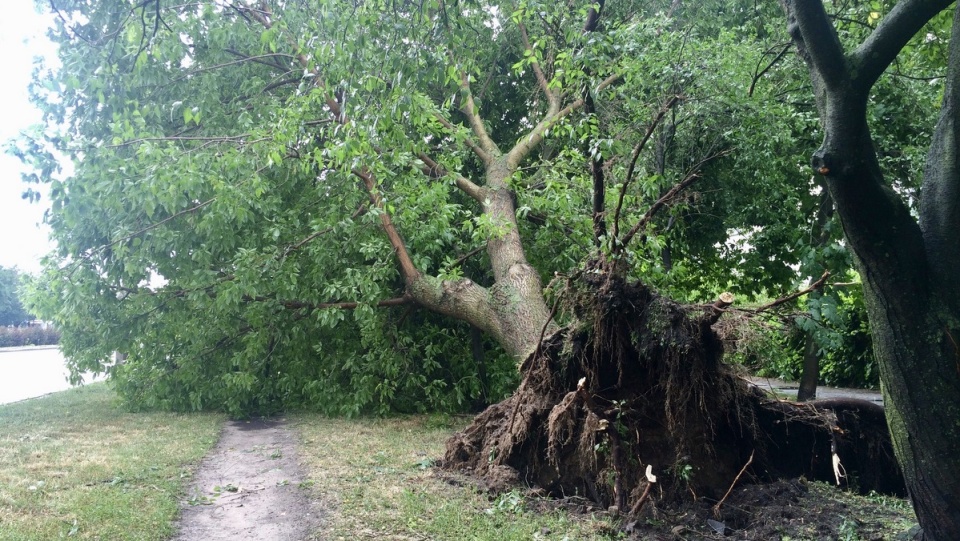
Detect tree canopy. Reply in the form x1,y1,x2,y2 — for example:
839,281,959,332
0,266,31,326
17,0,941,414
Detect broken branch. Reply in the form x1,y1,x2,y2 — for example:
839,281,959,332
755,270,830,313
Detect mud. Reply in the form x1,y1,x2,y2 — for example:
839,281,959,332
173,418,325,541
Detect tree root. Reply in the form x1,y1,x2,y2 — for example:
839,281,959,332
444,274,904,517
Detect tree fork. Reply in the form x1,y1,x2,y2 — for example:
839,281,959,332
781,2,960,537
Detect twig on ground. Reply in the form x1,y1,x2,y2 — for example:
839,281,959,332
712,449,755,517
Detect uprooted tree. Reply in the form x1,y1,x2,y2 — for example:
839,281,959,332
21,0,844,414
18,0,938,529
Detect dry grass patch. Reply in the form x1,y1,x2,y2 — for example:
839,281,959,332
0,384,224,540
294,415,622,541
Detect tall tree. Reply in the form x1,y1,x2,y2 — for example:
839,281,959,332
0,267,30,326
779,1,960,538
23,0,795,414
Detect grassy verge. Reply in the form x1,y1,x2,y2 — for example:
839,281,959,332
295,414,917,541
0,384,224,540
294,415,621,541
0,389,916,540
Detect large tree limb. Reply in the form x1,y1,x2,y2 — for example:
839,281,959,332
920,6,960,304
353,168,421,284
506,73,620,170
781,0,930,287
782,0,848,91
457,68,502,159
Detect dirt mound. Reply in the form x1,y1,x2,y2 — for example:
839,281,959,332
444,272,902,516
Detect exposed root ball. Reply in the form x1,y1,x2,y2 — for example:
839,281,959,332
444,274,902,514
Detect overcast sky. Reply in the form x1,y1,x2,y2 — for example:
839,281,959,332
0,3,57,275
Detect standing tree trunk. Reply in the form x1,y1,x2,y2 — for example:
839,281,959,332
780,2,960,538
796,331,819,401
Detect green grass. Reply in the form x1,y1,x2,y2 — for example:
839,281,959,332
0,384,224,540
294,414,622,541
0,388,916,540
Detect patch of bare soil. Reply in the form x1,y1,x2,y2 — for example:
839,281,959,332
173,418,325,541
526,478,917,540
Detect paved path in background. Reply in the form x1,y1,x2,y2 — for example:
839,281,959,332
173,418,325,541
0,346,104,405
748,376,884,406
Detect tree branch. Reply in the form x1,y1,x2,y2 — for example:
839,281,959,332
781,0,848,91
755,270,831,314
247,294,411,311
518,22,559,111
506,73,621,170
417,152,484,202
67,198,217,274
457,67,501,159
619,171,699,250
749,43,792,97
280,202,367,260
243,3,343,120
612,95,683,242
852,0,954,90
107,134,263,148
352,168,421,284
177,53,297,80
430,112,492,166
448,245,486,270
619,149,731,250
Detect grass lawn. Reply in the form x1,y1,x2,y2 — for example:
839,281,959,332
0,384,224,540
294,414,622,541
0,386,916,540
293,414,917,541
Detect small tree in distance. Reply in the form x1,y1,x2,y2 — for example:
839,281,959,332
0,266,31,327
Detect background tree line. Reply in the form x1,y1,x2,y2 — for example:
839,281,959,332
0,266,58,347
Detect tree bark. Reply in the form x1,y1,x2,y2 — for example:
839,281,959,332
780,2,960,538
796,330,818,401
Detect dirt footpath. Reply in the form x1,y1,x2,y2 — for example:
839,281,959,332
173,418,325,541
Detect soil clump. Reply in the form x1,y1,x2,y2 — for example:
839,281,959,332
444,272,903,519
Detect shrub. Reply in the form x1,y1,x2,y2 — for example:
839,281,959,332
0,326,61,348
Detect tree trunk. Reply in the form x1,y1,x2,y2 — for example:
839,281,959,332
796,330,819,401
402,158,555,361
780,3,960,537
